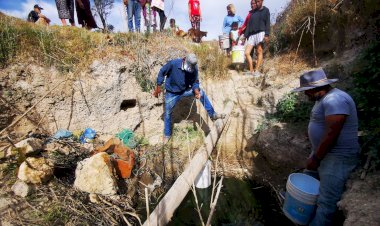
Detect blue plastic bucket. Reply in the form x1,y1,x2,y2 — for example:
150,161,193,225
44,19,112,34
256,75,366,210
283,173,320,225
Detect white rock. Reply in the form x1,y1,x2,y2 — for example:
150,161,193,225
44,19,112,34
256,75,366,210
89,193,99,203
0,197,12,212
11,181,33,197
15,138,43,155
18,157,54,184
74,152,118,195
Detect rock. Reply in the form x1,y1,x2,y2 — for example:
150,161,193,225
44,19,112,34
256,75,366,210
11,181,33,197
89,193,99,203
338,172,380,226
0,197,12,212
94,138,135,179
74,152,118,195
15,138,43,156
18,157,54,184
255,123,310,169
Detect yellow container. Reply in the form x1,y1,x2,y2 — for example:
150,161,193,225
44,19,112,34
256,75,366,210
231,45,245,64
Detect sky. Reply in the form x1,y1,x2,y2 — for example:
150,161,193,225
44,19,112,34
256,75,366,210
0,0,290,40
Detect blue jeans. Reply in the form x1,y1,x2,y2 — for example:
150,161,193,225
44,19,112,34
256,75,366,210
127,0,141,32
305,153,358,226
164,89,215,137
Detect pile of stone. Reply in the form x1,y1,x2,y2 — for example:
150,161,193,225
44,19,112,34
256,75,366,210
8,136,136,198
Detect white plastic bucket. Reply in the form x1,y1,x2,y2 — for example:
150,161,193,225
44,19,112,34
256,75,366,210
231,45,245,64
219,35,230,49
195,160,212,189
283,173,320,225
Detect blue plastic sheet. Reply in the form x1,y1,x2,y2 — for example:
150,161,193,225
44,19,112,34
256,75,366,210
53,129,72,139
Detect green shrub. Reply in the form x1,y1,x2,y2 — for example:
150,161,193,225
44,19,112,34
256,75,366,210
274,92,313,123
352,42,380,169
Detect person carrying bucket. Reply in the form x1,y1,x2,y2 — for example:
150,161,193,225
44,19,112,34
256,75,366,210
292,69,360,226
222,4,244,56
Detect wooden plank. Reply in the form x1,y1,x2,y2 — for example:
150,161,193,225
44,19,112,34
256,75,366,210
143,101,233,226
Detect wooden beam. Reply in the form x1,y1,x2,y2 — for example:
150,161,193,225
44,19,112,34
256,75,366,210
143,101,234,226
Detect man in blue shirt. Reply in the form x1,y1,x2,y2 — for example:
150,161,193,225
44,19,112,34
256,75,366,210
153,53,225,142
293,69,359,226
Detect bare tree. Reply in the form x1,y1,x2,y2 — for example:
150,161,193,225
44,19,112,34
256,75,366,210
92,0,114,31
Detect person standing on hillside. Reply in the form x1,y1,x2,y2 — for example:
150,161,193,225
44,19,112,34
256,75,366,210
222,4,244,56
124,0,142,32
152,0,166,31
27,4,51,25
243,0,270,77
75,0,97,30
188,0,201,31
55,0,75,26
153,53,225,143
292,69,360,226
239,0,257,71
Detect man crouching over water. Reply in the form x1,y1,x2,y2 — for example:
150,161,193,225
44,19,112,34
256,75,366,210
153,53,225,143
293,69,359,226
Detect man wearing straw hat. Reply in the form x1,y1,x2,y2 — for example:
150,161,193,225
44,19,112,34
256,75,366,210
292,69,359,226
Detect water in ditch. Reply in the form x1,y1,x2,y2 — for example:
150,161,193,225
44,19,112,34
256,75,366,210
166,177,294,226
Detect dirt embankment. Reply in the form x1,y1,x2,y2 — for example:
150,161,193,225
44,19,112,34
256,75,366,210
1,12,379,225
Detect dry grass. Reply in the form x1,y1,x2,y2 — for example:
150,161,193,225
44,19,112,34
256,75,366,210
0,12,228,87
271,0,380,57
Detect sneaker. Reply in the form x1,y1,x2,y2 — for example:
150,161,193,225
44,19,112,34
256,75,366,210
211,113,226,121
243,71,254,76
253,71,262,77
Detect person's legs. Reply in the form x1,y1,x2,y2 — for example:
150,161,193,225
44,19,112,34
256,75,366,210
182,89,216,117
245,44,254,72
309,154,358,226
60,19,67,26
190,17,196,30
157,8,166,31
142,5,147,26
164,92,182,137
255,43,263,72
134,1,141,32
127,1,134,32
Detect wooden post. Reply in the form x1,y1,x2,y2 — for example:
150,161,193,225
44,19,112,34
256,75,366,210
143,101,234,226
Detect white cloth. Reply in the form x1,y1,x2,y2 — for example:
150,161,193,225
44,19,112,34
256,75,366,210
151,0,164,10
230,30,239,42
247,31,265,46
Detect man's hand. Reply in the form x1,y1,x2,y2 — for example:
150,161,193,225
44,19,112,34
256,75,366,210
153,86,161,98
306,154,320,171
194,89,201,99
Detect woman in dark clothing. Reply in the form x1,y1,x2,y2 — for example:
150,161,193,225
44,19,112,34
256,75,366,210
75,0,97,29
55,0,75,26
243,0,270,77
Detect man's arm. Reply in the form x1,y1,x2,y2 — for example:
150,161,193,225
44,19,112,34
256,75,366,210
306,114,347,170
192,68,200,99
153,61,172,98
